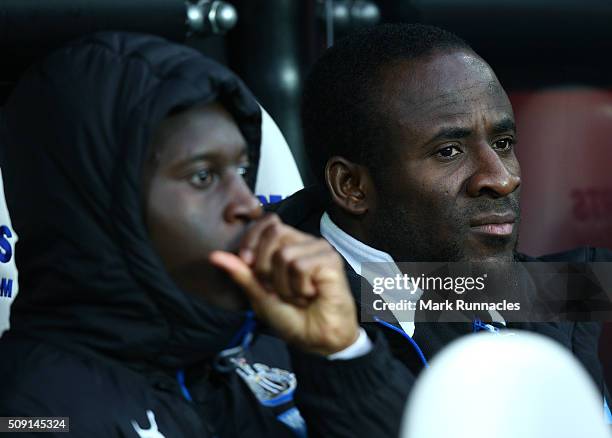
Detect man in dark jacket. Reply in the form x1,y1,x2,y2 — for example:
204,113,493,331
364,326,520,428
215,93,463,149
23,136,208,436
271,23,610,400
0,32,413,437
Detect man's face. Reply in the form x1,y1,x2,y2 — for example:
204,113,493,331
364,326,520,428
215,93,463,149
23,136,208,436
366,50,521,263
143,103,262,310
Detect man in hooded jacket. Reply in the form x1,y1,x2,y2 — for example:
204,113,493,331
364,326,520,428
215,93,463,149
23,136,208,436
0,32,413,437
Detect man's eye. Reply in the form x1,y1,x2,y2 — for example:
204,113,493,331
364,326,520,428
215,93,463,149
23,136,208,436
189,169,216,188
237,165,250,178
436,145,462,159
493,138,514,151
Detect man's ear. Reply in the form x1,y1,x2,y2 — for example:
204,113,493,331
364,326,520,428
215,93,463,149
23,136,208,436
325,156,373,215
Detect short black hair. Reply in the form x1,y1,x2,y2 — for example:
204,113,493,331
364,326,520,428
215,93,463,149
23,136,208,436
301,23,472,183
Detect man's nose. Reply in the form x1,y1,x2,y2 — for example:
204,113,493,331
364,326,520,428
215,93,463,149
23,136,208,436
466,145,521,198
223,176,263,223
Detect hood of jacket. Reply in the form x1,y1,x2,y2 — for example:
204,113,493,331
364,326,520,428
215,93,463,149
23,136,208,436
0,32,262,369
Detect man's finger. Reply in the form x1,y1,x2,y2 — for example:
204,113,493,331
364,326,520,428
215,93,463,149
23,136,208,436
210,251,305,335
252,221,289,279
271,239,331,301
238,214,281,265
252,222,311,281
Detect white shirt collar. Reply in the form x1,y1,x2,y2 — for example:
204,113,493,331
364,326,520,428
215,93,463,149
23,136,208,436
320,212,417,336
320,211,393,275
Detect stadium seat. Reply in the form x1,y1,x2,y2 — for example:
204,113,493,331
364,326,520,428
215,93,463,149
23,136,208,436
0,169,19,336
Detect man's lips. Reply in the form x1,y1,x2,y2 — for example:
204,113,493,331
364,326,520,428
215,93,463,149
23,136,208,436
470,213,516,236
471,223,514,235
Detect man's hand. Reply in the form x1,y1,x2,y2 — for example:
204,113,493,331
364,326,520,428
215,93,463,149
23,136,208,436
209,214,359,356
